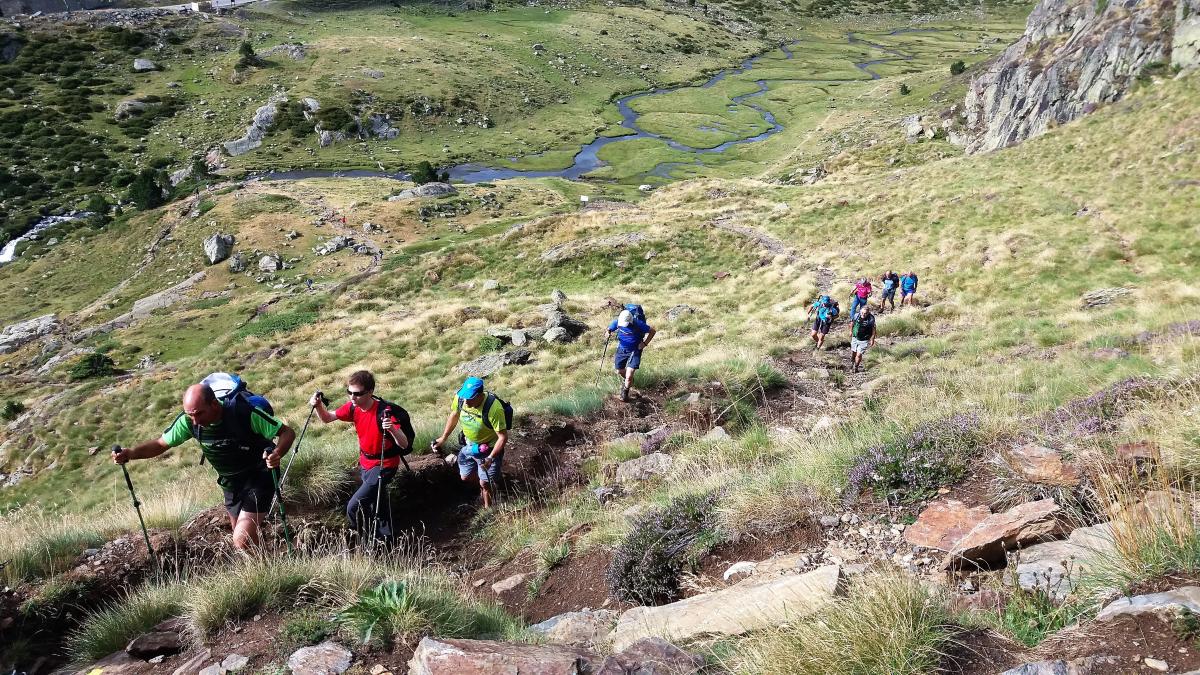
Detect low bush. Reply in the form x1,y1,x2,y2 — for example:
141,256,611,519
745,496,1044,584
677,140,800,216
478,335,503,353
950,60,966,75
70,352,116,380
606,491,722,605
1,400,25,421
280,609,336,650
235,310,319,339
845,413,982,503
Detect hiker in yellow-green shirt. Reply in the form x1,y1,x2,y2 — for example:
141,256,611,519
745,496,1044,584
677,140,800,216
430,377,513,508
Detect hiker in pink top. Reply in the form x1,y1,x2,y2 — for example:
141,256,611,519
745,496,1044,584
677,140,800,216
849,278,872,322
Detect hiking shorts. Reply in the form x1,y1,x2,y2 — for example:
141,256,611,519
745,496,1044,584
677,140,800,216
851,338,871,355
458,447,503,484
615,347,643,370
882,288,896,300
902,288,916,298
221,469,275,518
812,318,831,335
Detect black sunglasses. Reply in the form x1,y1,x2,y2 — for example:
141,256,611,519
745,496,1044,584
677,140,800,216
347,389,370,397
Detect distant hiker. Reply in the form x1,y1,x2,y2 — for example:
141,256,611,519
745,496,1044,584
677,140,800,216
607,305,656,402
431,377,512,509
113,383,295,550
310,370,413,541
900,271,919,306
850,277,872,321
880,270,900,312
807,295,838,350
850,306,877,373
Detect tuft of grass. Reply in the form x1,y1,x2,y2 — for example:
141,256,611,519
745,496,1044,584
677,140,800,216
993,586,1086,647
538,386,608,418
279,609,336,651
67,585,186,663
234,310,320,339
731,573,953,675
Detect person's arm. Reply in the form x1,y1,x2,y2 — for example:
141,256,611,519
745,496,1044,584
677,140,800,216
310,392,338,423
433,410,460,450
641,325,656,348
382,411,410,449
484,429,508,467
113,438,170,464
265,424,295,469
870,324,877,346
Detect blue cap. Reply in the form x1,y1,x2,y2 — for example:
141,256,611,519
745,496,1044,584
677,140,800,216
457,377,485,400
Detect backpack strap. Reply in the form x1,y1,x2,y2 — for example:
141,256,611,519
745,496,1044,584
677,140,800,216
480,392,496,431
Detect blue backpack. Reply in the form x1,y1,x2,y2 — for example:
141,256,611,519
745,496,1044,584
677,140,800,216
624,303,646,323
202,372,274,414
192,373,276,464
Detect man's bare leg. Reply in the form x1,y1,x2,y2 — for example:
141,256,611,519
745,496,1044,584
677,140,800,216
232,512,264,550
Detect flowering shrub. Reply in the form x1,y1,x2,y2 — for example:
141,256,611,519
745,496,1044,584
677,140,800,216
846,414,982,503
606,491,721,605
1034,377,1160,440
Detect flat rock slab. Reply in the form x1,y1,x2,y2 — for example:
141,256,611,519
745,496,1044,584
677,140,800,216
126,631,183,659
1015,522,1115,600
946,499,1067,568
905,500,991,551
288,641,352,675
615,452,673,483
1002,444,1080,486
609,564,841,651
1000,655,1119,675
407,637,595,675
1097,586,1200,621
529,609,619,646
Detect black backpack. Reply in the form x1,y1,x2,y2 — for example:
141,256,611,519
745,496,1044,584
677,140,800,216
353,396,415,460
183,393,276,465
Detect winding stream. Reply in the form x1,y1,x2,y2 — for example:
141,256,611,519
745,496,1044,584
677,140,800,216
256,29,936,185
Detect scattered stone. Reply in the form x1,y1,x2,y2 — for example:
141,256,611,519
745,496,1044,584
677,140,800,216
529,609,619,647
615,453,673,483
491,573,528,594
203,233,236,265
258,254,282,273
819,515,841,529
198,663,222,675
665,304,695,321
1144,658,1169,672
723,561,757,581
228,253,247,273
703,426,730,442
456,354,505,378
171,649,212,675
1097,586,1200,622
132,58,158,72
314,236,353,256
1079,287,1133,310
1000,444,1081,486
126,631,183,659
407,637,594,675
287,641,353,675
511,329,528,347
610,565,841,650
543,326,570,343
221,654,250,672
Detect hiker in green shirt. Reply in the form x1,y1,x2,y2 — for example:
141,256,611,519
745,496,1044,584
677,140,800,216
113,383,296,550
430,377,512,508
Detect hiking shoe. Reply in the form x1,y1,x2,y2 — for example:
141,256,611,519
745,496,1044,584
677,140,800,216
620,385,630,402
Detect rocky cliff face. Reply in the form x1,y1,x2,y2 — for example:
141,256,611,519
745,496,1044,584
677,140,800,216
960,0,1200,153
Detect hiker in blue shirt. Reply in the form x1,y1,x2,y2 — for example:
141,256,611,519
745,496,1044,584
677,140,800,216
607,306,656,402
806,295,839,350
879,270,900,312
900,272,919,307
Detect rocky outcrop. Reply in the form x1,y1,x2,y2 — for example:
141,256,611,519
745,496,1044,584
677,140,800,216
0,314,58,354
203,233,235,265
1177,0,1200,69
287,641,352,675
610,565,841,650
407,636,700,675
365,113,400,140
1015,522,1114,599
529,609,619,647
223,95,285,157
905,499,1069,569
114,98,149,121
960,0,1196,153
389,182,458,200
75,272,207,340
1096,586,1200,621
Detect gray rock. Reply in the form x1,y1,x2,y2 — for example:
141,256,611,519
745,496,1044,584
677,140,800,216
491,573,527,594
362,68,385,79
482,279,500,291
287,641,353,675
223,95,284,156
258,254,282,273
203,233,235,265
594,485,622,505
550,288,567,306
126,631,183,659
314,236,353,256
1176,1,1200,70
543,326,570,343
959,0,1189,153
1015,522,1115,600
1080,287,1133,309
172,649,212,675
1000,655,1119,675
598,637,703,675
529,609,619,647
703,426,730,442
132,58,158,72
316,128,347,148
221,654,250,672
408,637,594,675
503,349,531,365
114,98,149,120
665,304,694,321
228,253,247,273
261,43,307,60
389,182,457,200
365,113,399,140
0,314,58,354
819,515,841,528
615,452,673,483
457,354,505,378
198,664,222,675
511,329,528,347
1096,586,1200,621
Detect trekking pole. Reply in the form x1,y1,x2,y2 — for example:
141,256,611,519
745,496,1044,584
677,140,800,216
268,392,324,519
268,464,295,555
371,406,395,551
594,334,611,387
113,445,157,568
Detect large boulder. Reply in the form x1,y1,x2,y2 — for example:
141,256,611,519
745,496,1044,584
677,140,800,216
114,98,149,120
615,453,673,483
944,499,1068,569
0,313,58,354
389,182,458,200
596,637,703,674
132,58,158,72
125,631,182,659
610,565,841,651
959,0,1190,153
456,354,505,379
529,609,619,647
1096,586,1200,622
202,233,235,265
1000,655,1120,675
287,641,352,675
258,254,282,273
904,500,992,551
407,638,595,675
1015,522,1114,599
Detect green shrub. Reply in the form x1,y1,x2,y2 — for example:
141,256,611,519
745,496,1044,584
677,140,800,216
899,83,911,95
411,161,439,185
235,310,319,339
950,60,966,76
606,491,722,605
846,414,982,503
280,610,336,650
995,586,1085,647
478,335,503,353
67,586,184,663
1,400,25,421
70,352,116,380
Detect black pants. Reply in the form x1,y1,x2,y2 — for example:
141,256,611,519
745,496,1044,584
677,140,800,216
347,465,396,540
